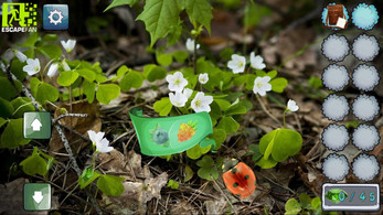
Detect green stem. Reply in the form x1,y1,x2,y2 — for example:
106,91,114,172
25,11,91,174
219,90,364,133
91,151,97,170
283,110,287,128
193,37,197,75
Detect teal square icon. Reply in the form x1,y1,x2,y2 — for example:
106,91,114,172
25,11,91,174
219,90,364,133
23,183,51,211
43,4,69,30
23,112,52,139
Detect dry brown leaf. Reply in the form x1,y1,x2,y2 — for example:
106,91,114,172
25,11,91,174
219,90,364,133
170,200,199,215
49,101,102,152
98,150,151,181
204,198,227,214
102,172,168,215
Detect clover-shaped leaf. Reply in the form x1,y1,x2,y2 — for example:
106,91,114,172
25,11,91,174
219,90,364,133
259,128,302,162
196,155,219,181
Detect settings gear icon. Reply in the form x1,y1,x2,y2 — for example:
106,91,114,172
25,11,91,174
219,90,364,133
48,9,64,25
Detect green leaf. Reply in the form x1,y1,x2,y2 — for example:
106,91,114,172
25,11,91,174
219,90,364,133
167,179,180,190
0,118,30,149
96,84,121,104
42,34,58,41
120,70,144,91
104,0,139,11
57,71,80,87
95,74,108,83
78,166,101,189
11,97,35,118
137,0,181,46
83,81,96,103
21,32,39,48
299,193,312,209
116,65,129,79
196,155,219,181
156,52,173,66
11,58,28,81
244,74,257,90
20,148,48,176
285,198,302,215
183,165,194,182
37,44,62,59
259,128,302,162
196,155,214,167
144,65,167,82
36,83,59,104
153,97,172,116
225,100,251,116
0,118,7,128
311,197,321,210
30,77,41,96
217,116,240,134
212,128,226,149
308,76,323,89
214,99,231,111
185,0,212,32
267,70,278,79
172,50,189,63
249,144,263,162
96,175,124,196
77,69,96,83
209,102,222,126
255,156,278,169
244,1,271,30
0,77,22,100
186,144,211,160
270,77,288,93
0,97,14,118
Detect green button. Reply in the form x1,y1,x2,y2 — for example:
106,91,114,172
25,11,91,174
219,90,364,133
23,112,51,139
23,183,51,211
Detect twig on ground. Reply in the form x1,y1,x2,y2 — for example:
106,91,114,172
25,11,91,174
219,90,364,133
54,113,88,123
211,178,238,215
255,95,281,126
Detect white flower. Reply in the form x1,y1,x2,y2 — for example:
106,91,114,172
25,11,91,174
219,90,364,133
87,130,105,144
227,54,246,74
250,52,266,70
186,38,200,52
169,91,188,107
61,39,76,53
47,63,59,77
183,88,193,99
13,50,27,62
253,76,272,96
96,138,114,153
166,71,188,92
198,73,209,84
62,60,71,71
169,88,193,107
87,130,114,153
287,99,299,112
22,58,40,76
191,92,213,113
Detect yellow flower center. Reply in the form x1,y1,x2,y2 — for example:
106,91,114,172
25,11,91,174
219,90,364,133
195,99,202,107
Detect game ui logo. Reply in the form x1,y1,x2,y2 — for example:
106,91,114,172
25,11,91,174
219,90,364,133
1,2,38,32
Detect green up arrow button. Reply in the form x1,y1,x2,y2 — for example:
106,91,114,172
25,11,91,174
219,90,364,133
23,112,52,139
